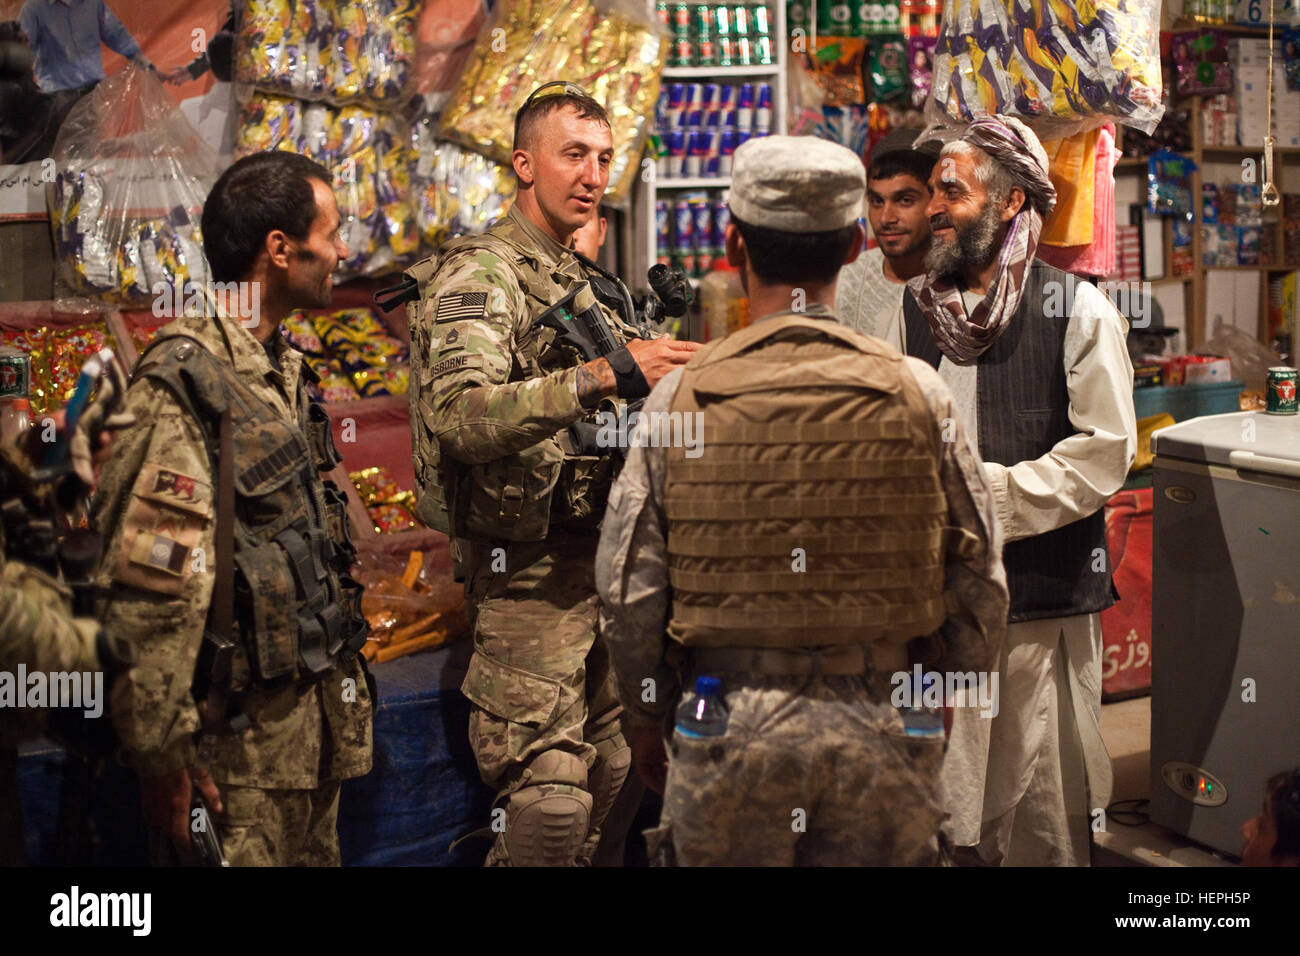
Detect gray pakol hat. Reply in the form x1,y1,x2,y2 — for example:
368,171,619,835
728,135,866,233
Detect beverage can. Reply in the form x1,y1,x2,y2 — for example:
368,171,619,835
736,82,755,132
674,199,694,249
701,83,721,114
718,129,737,175
1266,366,1298,414
0,346,30,401
655,200,672,253
751,3,772,35
656,0,671,29
731,4,750,37
672,35,694,66
755,83,773,132
711,198,730,253
735,34,752,65
685,131,706,177
692,195,714,244
672,1,692,33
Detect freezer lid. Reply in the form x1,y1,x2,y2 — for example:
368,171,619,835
1153,411,1300,472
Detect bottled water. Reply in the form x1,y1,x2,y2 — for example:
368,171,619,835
674,675,729,738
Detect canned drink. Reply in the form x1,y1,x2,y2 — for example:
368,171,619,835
685,131,706,177
692,197,713,247
735,129,752,148
714,3,733,36
672,1,692,33
1266,367,1299,414
711,199,730,253
693,4,713,37
754,33,773,63
695,34,717,66
718,83,736,110
755,83,773,131
683,82,703,109
732,4,750,36
736,83,755,131
750,3,771,35
718,129,737,175
701,83,720,114
655,199,672,250
672,35,694,66
735,34,752,65
0,346,30,401
674,198,694,248
667,128,687,176
656,0,671,29
717,34,736,66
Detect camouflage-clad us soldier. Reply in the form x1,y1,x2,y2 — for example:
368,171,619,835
407,82,701,866
94,152,372,867
596,136,1010,866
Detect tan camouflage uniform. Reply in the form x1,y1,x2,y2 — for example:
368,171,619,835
412,205,635,866
596,324,1009,866
93,311,371,867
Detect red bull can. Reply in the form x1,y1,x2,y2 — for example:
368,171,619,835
667,128,688,177
719,129,737,175
736,82,755,131
1266,367,1298,414
755,83,773,132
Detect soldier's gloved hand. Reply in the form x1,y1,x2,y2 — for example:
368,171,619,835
139,766,223,855
68,353,135,486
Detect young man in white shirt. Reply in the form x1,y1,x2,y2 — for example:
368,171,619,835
834,128,940,348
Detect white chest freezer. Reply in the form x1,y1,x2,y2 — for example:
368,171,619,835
1149,411,1300,857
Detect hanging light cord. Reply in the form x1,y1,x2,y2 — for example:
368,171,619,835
1262,0,1280,206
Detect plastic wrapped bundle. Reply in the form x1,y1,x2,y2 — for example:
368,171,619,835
47,64,218,307
234,93,418,278
235,0,418,109
925,0,1164,139
438,0,666,207
413,136,515,249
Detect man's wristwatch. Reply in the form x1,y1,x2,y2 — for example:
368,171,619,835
605,345,650,400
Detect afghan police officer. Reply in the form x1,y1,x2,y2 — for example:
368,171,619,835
407,81,701,866
94,151,372,866
0,384,133,865
596,135,1010,865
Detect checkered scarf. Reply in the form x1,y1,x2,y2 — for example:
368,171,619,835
907,117,1057,364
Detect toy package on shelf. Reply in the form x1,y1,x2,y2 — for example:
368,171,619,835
1172,30,1233,97
1146,149,1196,220
412,131,515,250
234,0,420,109
926,0,1164,139
235,93,418,278
438,0,666,207
47,63,219,307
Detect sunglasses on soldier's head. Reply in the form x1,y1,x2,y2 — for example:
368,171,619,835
514,81,595,143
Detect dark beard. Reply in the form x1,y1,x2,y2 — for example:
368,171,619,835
923,201,1003,279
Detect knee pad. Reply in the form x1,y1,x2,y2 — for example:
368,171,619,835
587,734,632,834
501,750,592,867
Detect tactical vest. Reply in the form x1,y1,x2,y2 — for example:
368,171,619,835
902,261,1116,623
406,226,635,543
663,313,949,650
134,334,368,690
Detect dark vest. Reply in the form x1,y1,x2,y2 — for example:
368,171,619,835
135,334,369,689
902,260,1115,623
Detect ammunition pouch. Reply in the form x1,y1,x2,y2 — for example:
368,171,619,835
306,401,343,471
552,454,617,531
462,438,563,542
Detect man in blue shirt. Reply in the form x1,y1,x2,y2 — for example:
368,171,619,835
18,0,149,93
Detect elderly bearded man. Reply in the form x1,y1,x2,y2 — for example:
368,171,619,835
903,116,1137,867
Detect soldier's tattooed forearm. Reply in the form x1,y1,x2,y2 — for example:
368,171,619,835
576,358,616,407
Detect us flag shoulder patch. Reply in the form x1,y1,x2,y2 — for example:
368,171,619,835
437,291,487,323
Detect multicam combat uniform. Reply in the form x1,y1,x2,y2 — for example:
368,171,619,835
93,310,372,867
597,308,1010,866
408,205,637,866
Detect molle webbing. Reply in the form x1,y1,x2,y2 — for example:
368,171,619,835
664,313,949,645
